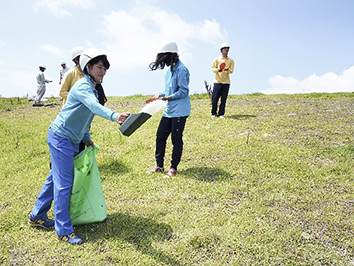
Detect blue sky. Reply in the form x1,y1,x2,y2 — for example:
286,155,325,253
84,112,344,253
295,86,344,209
1,0,354,98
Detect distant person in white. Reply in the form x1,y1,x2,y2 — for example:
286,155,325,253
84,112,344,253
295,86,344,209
34,65,52,107
59,60,70,85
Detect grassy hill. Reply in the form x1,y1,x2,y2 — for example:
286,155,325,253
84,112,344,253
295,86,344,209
1,93,353,265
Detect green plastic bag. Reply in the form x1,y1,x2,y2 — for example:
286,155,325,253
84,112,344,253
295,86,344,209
69,145,107,225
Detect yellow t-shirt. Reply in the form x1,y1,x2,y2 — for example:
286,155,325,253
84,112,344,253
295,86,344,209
211,56,234,84
59,66,84,107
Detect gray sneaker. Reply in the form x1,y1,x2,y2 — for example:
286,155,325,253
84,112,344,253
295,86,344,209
146,165,164,174
163,167,177,178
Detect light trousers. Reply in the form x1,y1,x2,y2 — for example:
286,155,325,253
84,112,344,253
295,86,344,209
34,83,46,104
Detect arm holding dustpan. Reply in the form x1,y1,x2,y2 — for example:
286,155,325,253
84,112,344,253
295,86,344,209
119,99,166,136
145,93,172,103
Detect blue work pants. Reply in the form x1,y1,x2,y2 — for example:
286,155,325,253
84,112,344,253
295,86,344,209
31,128,79,236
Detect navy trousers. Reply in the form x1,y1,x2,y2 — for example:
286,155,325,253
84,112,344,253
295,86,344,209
155,116,187,170
211,83,230,116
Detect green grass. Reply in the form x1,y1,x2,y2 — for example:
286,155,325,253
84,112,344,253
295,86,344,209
1,93,353,265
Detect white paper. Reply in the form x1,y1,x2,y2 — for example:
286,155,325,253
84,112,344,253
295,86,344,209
139,99,166,115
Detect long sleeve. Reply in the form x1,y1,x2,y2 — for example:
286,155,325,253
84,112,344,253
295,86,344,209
170,67,189,100
51,76,119,144
212,56,234,84
161,61,191,118
211,58,220,74
59,67,84,107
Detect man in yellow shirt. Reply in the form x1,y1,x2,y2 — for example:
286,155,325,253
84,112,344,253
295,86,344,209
59,46,85,107
211,42,234,118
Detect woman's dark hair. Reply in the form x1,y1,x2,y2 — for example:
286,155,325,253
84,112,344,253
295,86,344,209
149,53,179,71
83,55,110,74
95,83,107,106
84,55,109,106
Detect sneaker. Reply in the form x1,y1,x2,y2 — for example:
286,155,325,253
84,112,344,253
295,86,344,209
164,167,177,178
146,165,164,174
28,215,54,229
211,115,216,118
58,233,83,245
219,115,225,118
32,103,43,107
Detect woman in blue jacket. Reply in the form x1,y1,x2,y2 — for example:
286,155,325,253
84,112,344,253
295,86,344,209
146,41,191,178
28,49,130,245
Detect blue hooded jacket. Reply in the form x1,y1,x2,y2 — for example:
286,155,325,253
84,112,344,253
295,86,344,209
160,60,191,118
51,75,119,144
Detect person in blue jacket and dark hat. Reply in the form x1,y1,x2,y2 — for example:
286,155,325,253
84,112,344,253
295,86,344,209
146,40,191,178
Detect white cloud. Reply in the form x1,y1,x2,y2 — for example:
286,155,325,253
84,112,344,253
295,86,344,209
39,44,67,59
99,5,224,71
33,0,95,17
264,67,354,94
194,19,225,44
